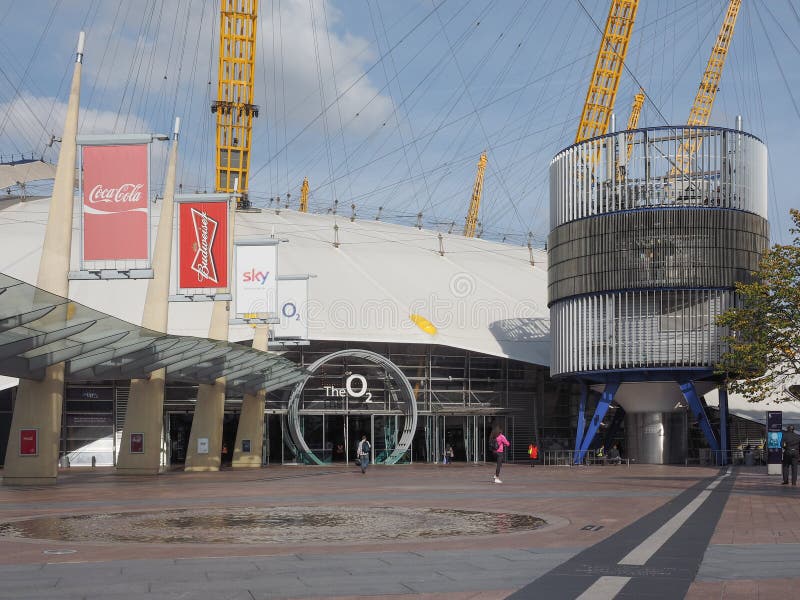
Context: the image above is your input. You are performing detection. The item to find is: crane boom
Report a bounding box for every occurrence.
[463,152,487,238]
[575,0,639,144]
[672,0,741,176]
[299,177,309,213]
[213,0,259,208]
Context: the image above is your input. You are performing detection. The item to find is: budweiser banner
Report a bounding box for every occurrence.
[234,242,278,317]
[178,198,229,290]
[82,143,149,261]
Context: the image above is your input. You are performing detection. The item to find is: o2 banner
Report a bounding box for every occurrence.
[274,276,308,339]
[234,242,278,317]
[178,198,229,290]
[82,143,149,261]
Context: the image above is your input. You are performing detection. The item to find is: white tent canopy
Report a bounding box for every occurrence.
[0,196,551,366]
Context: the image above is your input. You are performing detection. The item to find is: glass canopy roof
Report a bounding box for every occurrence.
[0,272,306,395]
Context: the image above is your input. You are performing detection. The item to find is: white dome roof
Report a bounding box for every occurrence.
[0,196,551,366]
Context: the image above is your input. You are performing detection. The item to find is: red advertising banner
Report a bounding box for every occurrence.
[130,432,144,454]
[82,144,149,260]
[19,428,38,456]
[178,200,229,289]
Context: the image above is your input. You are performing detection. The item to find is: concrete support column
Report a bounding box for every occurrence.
[232,326,267,468]
[184,299,229,471]
[117,118,180,476]
[3,33,84,486]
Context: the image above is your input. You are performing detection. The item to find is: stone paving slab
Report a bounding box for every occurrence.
[1,463,799,598]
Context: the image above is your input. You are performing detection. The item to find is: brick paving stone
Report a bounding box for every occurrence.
[1,463,797,598]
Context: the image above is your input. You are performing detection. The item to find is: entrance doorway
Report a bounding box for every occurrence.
[168,412,192,465]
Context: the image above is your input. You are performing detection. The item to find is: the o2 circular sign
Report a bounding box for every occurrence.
[287,349,418,465]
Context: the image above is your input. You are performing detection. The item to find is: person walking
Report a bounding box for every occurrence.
[356,434,371,474]
[781,424,800,486]
[528,442,539,467]
[490,427,510,483]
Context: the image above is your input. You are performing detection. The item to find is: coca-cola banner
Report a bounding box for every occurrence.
[82,144,149,260]
[178,199,229,290]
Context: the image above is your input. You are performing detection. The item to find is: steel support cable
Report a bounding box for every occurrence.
[306,2,509,216]
[269,1,280,195]
[0,66,49,155]
[152,0,182,137]
[367,0,426,218]
[341,8,487,220]
[425,3,531,230]
[120,0,160,131]
[248,0,447,181]
[279,0,290,196]
[132,0,167,132]
[168,0,194,131]
[91,2,133,128]
[756,4,800,120]
[0,0,61,144]
[83,0,124,131]
[280,2,489,215]
[292,75,584,210]
[89,0,135,131]
[176,2,205,176]
[197,6,218,191]
[268,0,479,211]
[399,2,506,222]
[309,0,339,213]
[751,3,788,237]
[476,2,581,231]
[304,0,483,213]
[489,0,561,171]
[34,0,100,157]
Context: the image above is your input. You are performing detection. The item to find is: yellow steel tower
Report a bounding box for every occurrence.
[625,88,645,161]
[672,0,741,176]
[299,177,309,213]
[575,0,639,144]
[463,151,487,238]
[213,0,259,208]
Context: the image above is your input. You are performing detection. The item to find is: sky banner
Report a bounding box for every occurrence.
[178,199,229,290]
[82,144,149,261]
[234,242,278,318]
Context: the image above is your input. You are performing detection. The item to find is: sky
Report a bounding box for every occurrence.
[0,0,798,245]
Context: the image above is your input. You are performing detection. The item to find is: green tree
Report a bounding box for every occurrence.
[716,209,800,402]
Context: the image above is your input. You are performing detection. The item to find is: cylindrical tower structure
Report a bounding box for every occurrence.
[548,126,768,463]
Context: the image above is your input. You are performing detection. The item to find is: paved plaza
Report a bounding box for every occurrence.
[0,462,799,599]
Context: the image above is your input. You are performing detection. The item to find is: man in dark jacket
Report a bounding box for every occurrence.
[781,424,800,486]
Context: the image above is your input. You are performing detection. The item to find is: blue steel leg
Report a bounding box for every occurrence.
[679,380,720,455]
[718,385,729,466]
[574,381,588,462]
[576,382,620,464]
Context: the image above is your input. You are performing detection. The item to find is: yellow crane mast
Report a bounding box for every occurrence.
[625,88,645,161]
[299,177,309,213]
[212,0,259,209]
[575,0,639,144]
[463,151,487,238]
[672,0,741,176]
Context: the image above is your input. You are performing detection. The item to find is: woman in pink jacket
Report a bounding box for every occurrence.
[490,427,511,483]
